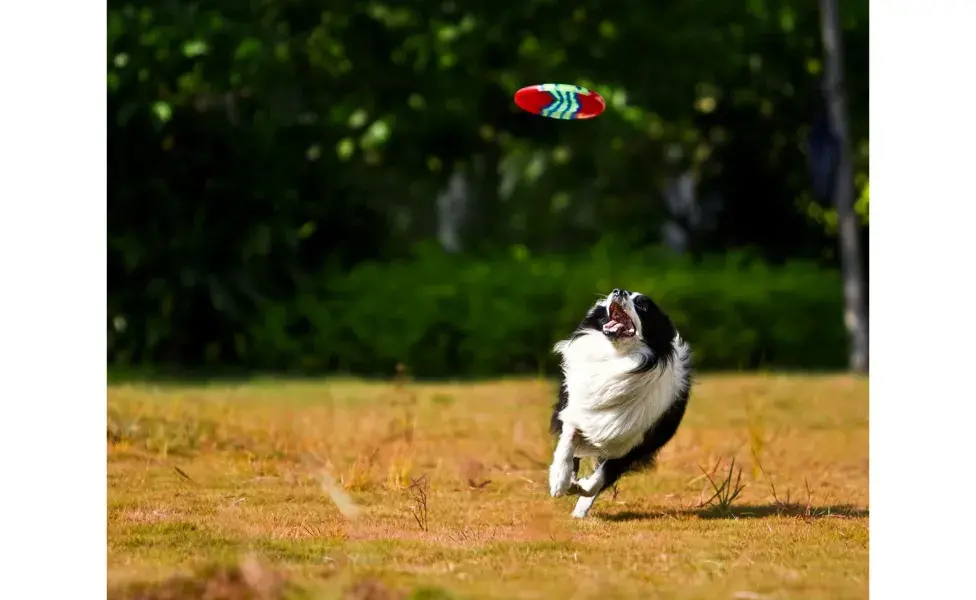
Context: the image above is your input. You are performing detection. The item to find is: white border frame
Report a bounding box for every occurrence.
[0,4,107,598]
[1,1,974,597]
[870,0,976,597]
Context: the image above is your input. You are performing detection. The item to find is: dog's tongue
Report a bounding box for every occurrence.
[604,302,635,336]
[604,302,626,334]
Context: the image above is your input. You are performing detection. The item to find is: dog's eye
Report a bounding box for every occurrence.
[634,296,648,310]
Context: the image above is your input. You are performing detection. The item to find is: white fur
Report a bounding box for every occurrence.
[572,494,597,518]
[570,462,607,517]
[546,293,692,518]
[553,326,691,460]
[549,423,577,497]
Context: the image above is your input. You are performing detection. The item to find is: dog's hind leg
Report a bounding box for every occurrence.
[571,446,664,517]
[571,398,691,517]
[570,456,637,518]
[572,494,599,518]
[570,459,608,518]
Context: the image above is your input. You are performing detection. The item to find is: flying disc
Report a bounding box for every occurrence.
[514,83,606,120]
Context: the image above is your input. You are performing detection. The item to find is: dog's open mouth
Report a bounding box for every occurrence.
[603,301,636,338]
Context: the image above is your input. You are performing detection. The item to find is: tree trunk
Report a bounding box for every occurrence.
[819,0,869,373]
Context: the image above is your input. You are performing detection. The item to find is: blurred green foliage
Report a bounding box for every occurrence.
[112,248,847,376]
[309,249,847,375]
[108,0,867,374]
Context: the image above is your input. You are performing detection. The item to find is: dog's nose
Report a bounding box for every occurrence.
[612,288,622,297]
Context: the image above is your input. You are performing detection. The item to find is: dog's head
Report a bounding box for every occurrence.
[603,288,657,338]
[576,289,677,357]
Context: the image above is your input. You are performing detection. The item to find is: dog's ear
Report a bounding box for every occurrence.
[632,294,649,312]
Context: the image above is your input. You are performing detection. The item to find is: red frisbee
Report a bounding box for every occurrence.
[514,83,606,120]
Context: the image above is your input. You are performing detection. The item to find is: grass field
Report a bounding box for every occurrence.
[107,374,868,600]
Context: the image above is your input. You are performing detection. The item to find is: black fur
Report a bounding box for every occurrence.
[628,292,679,374]
[592,387,690,491]
[550,289,692,499]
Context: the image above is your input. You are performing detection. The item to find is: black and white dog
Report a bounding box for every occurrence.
[548,288,693,518]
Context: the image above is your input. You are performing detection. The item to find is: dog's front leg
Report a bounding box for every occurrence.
[549,422,578,497]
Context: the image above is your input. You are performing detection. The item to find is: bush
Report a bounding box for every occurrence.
[245,249,848,377]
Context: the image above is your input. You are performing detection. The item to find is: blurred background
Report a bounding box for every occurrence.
[107,0,869,380]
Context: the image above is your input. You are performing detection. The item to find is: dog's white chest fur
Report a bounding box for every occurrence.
[554,330,690,459]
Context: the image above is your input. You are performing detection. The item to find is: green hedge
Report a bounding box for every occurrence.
[244,249,848,377]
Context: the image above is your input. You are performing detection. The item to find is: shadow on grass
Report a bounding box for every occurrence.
[599,503,869,522]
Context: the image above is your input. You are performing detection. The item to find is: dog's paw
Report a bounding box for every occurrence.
[549,460,574,497]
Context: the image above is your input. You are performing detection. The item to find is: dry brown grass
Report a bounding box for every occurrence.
[108,374,868,600]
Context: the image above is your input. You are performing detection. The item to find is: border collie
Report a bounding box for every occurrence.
[548,288,692,518]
